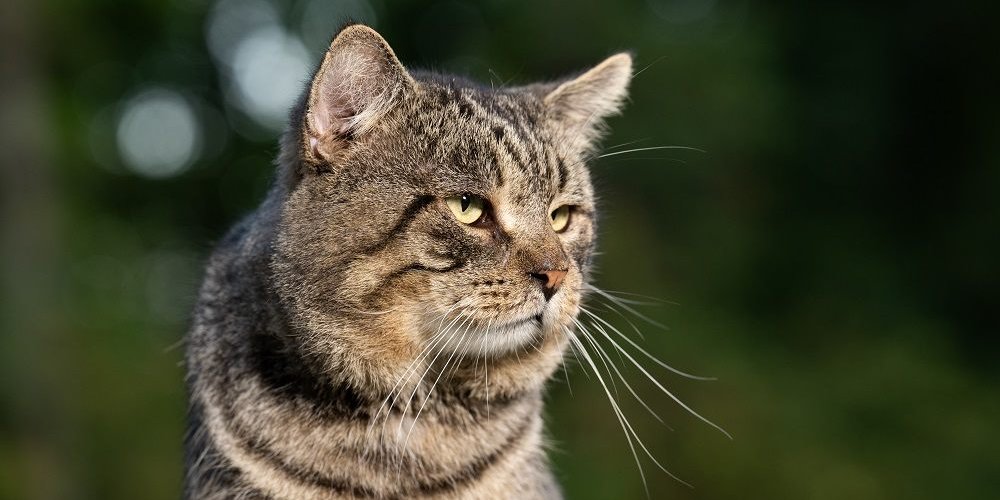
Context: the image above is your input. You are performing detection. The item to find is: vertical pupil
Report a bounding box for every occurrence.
[460,195,471,212]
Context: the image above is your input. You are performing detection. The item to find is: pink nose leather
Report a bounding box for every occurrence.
[531,269,568,300]
[539,269,567,291]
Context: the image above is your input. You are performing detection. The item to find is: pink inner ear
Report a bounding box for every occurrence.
[308,52,386,149]
[309,61,358,137]
[303,27,412,157]
[308,136,320,157]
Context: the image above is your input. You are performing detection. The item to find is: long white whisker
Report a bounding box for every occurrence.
[576,321,669,427]
[388,308,476,474]
[564,329,647,486]
[475,322,490,421]
[368,300,468,440]
[388,307,473,440]
[561,356,574,396]
[591,288,678,306]
[572,318,621,397]
[580,311,731,440]
[598,145,706,158]
[567,327,692,490]
[603,138,648,152]
[564,335,590,380]
[581,307,715,381]
[403,314,475,448]
[631,56,665,79]
[591,299,647,340]
[588,285,669,330]
[367,322,453,443]
[367,337,436,443]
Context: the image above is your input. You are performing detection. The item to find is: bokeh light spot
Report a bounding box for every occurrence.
[298,0,378,52]
[116,89,201,178]
[230,26,312,132]
[205,0,279,65]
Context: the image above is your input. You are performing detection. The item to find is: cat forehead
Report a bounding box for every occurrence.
[394,80,591,204]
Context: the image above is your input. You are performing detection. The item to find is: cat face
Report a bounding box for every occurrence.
[271,25,630,386]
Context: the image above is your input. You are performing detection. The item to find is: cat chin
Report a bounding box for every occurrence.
[432,315,550,357]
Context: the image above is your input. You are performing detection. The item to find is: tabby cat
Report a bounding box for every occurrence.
[185,23,633,499]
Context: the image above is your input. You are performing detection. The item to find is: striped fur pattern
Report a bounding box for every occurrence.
[185,24,632,499]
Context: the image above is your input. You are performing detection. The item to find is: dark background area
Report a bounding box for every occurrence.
[2,0,998,498]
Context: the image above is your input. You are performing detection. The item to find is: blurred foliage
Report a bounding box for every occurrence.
[1,0,999,499]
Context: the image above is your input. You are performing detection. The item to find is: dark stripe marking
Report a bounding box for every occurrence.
[361,195,436,255]
[369,260,467,302]
[556,156,569,191]
[221,404,536,498]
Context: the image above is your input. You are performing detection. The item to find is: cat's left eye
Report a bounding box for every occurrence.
[550,205,571,232]
[446,194,486,225]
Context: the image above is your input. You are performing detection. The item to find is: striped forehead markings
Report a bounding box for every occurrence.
[477,96,557,196]
[424,85,570,200]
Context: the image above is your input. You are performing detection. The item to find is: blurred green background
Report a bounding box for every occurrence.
[2,0,998,498]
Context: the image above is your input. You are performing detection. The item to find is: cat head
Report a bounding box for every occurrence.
[270,24,632,396]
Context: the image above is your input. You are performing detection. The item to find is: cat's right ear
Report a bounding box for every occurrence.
[542,53,632,154]
[303,24,413,163]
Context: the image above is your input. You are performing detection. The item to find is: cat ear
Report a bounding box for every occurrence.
[304,24,414,160]
[543,53,633,151]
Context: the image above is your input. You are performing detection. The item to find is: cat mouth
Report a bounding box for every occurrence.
[427,310,547,356]
[499,313,543,330]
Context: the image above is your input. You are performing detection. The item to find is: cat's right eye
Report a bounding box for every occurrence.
[445,194,486,225]
[550,205,571,232]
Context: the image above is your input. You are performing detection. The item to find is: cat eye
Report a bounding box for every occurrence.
[550,205,571,232]
[446,194,486,225]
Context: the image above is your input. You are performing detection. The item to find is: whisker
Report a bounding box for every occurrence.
[390,310,476,474]
[564,335,590,381]
[563,328,647,489]
[560,356,574,397]
[163,336,186,354]
[631,56,665,79]
[575,321,669,428]
[571,318,620,398]
[580,310,731,440]
[602,138,649,152]
[580,307,715,382]
[368,301,466,430]
[402,315,475,450]
[383,306,472,443]
[368,304,467,444]
[598,145,706,158]
[569,327,693,488]
[591,288,677,306]
[396,312,474,436]
[475,318,495,421]
[589,299,647,340]
[588,285,669,330]
[566,327,694,493]
[481,323,491,420]
[605,156,688,164]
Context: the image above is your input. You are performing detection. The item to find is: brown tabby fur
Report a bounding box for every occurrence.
[184,24,632,499]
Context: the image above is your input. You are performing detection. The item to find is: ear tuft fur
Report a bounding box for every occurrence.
[544,53,633,152]
[303,24,413,162]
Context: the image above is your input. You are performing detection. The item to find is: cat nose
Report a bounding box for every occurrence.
[530,269,568,300]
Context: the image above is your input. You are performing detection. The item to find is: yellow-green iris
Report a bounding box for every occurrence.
[550,205,571,232]
[446,194,486,224]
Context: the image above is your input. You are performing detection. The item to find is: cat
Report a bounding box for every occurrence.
[184,23,632,499]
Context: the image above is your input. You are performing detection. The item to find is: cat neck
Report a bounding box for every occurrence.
[190,287,548,498]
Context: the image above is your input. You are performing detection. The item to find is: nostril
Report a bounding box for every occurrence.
[529,269,569,300]
[530,272,549,287]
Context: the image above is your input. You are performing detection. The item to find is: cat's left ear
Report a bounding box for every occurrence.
[304,24,414,162]
[543,53,633,151]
